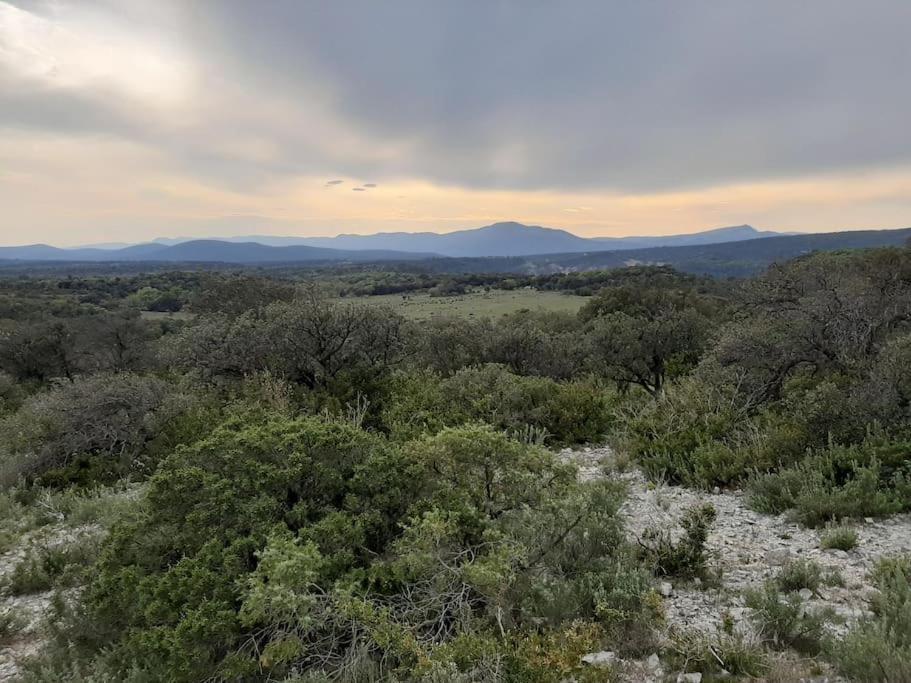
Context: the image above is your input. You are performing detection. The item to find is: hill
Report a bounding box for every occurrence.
[0,240,435,264]
[157,222,786,257]
[406,226,911,278]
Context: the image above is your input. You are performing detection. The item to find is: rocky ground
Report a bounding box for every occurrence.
[563,446,911,682]
[0,524,99,681]
[1,449,908,681]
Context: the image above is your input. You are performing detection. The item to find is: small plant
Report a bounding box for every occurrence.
[820,524,858,551]
[823,568,846,588]
[7,536,100,595]
[666,628,769,678]
[638,503,716,579]
[745,582,834,654]
[775,559,823,594]
[0,608,25,643]
[834,555,911,681]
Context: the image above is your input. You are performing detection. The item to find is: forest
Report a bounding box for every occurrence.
[0,246,909,681]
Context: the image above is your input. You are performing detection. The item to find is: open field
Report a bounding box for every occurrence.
[337,288,588,319]
[139,310,194,321]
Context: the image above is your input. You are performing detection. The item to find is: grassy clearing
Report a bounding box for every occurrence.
[139,310,194,321]
[337,289,589,319]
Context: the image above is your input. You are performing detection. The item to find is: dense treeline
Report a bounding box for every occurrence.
[1,248,910,680]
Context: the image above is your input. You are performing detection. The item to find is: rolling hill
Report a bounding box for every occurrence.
[409,226,911,278]
[0,240,435,263]
[154,222,786,257]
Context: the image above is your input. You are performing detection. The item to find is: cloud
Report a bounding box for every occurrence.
[3,1,911,196]
[351,187,365,192]
[3,1,911,243]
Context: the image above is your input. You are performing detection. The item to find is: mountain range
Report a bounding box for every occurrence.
[0,240,435,264]
[0,223,908,278]
[3,222,784,262]
[145,222,784,257]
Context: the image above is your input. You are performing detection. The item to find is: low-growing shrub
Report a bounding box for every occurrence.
[775,559,823,594]
[819,524,858,551]
[637,503,716,579]
[747,441,910,526]
[834,556,911,681]
[666,628,769,678]
[381,365,615,446]
[0,373,186,486]
[7,535,100,595]
[0,608,25,643]
[26,417,652,681]
[744,582,833,654]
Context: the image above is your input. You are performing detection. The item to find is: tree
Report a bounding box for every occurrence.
[713,248,911,402]
[0,319,79,383]
[585,287,711,396]
[0,373,182,484]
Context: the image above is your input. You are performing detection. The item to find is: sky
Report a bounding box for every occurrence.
[1,1,911,246]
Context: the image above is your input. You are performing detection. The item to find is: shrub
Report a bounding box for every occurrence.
[0,608,25,643]
[31,418,647,681]
[775,559,823,594]
[819,524,859,551]
[744,582,833,654]
[381,365,615,446]
[637,503,716,579]
[747,442,910,526]
[666,628,769,678]
[834,556,911,681]
[622,370,767,487]
[0,373,185,486]
[7,534,100,595]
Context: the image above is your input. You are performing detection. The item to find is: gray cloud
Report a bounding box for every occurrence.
[3,0,911,193]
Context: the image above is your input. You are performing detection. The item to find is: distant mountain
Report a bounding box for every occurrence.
[410,227,911,278]
[182,222,787,256]
[3,224,905,269]
[0,240,435,264]
[587,224,788,250]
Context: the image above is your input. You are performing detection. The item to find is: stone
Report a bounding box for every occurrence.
[765,547,791,565]
[647,653,661,670]
[659,581,673,597]
[798,588,814,601]
[677,674,702,683]
[581,651,616,667]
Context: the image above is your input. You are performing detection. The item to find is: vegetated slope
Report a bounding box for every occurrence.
[406,226,911,277]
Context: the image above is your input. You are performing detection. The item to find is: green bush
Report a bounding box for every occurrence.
[381,365,615,446]
[622,370,769,487]
[637,503,716,579]
[744,582,833,654]
[820,524,859,551]
[775,559,823,594]
[834,557,911,681]
[666,628,769,678]
[30,417,649,681]
[747,442,910,526]
[7,534,100,595]
[0,373,186,486]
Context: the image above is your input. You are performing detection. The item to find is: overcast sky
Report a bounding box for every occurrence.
[2,0,910,245]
